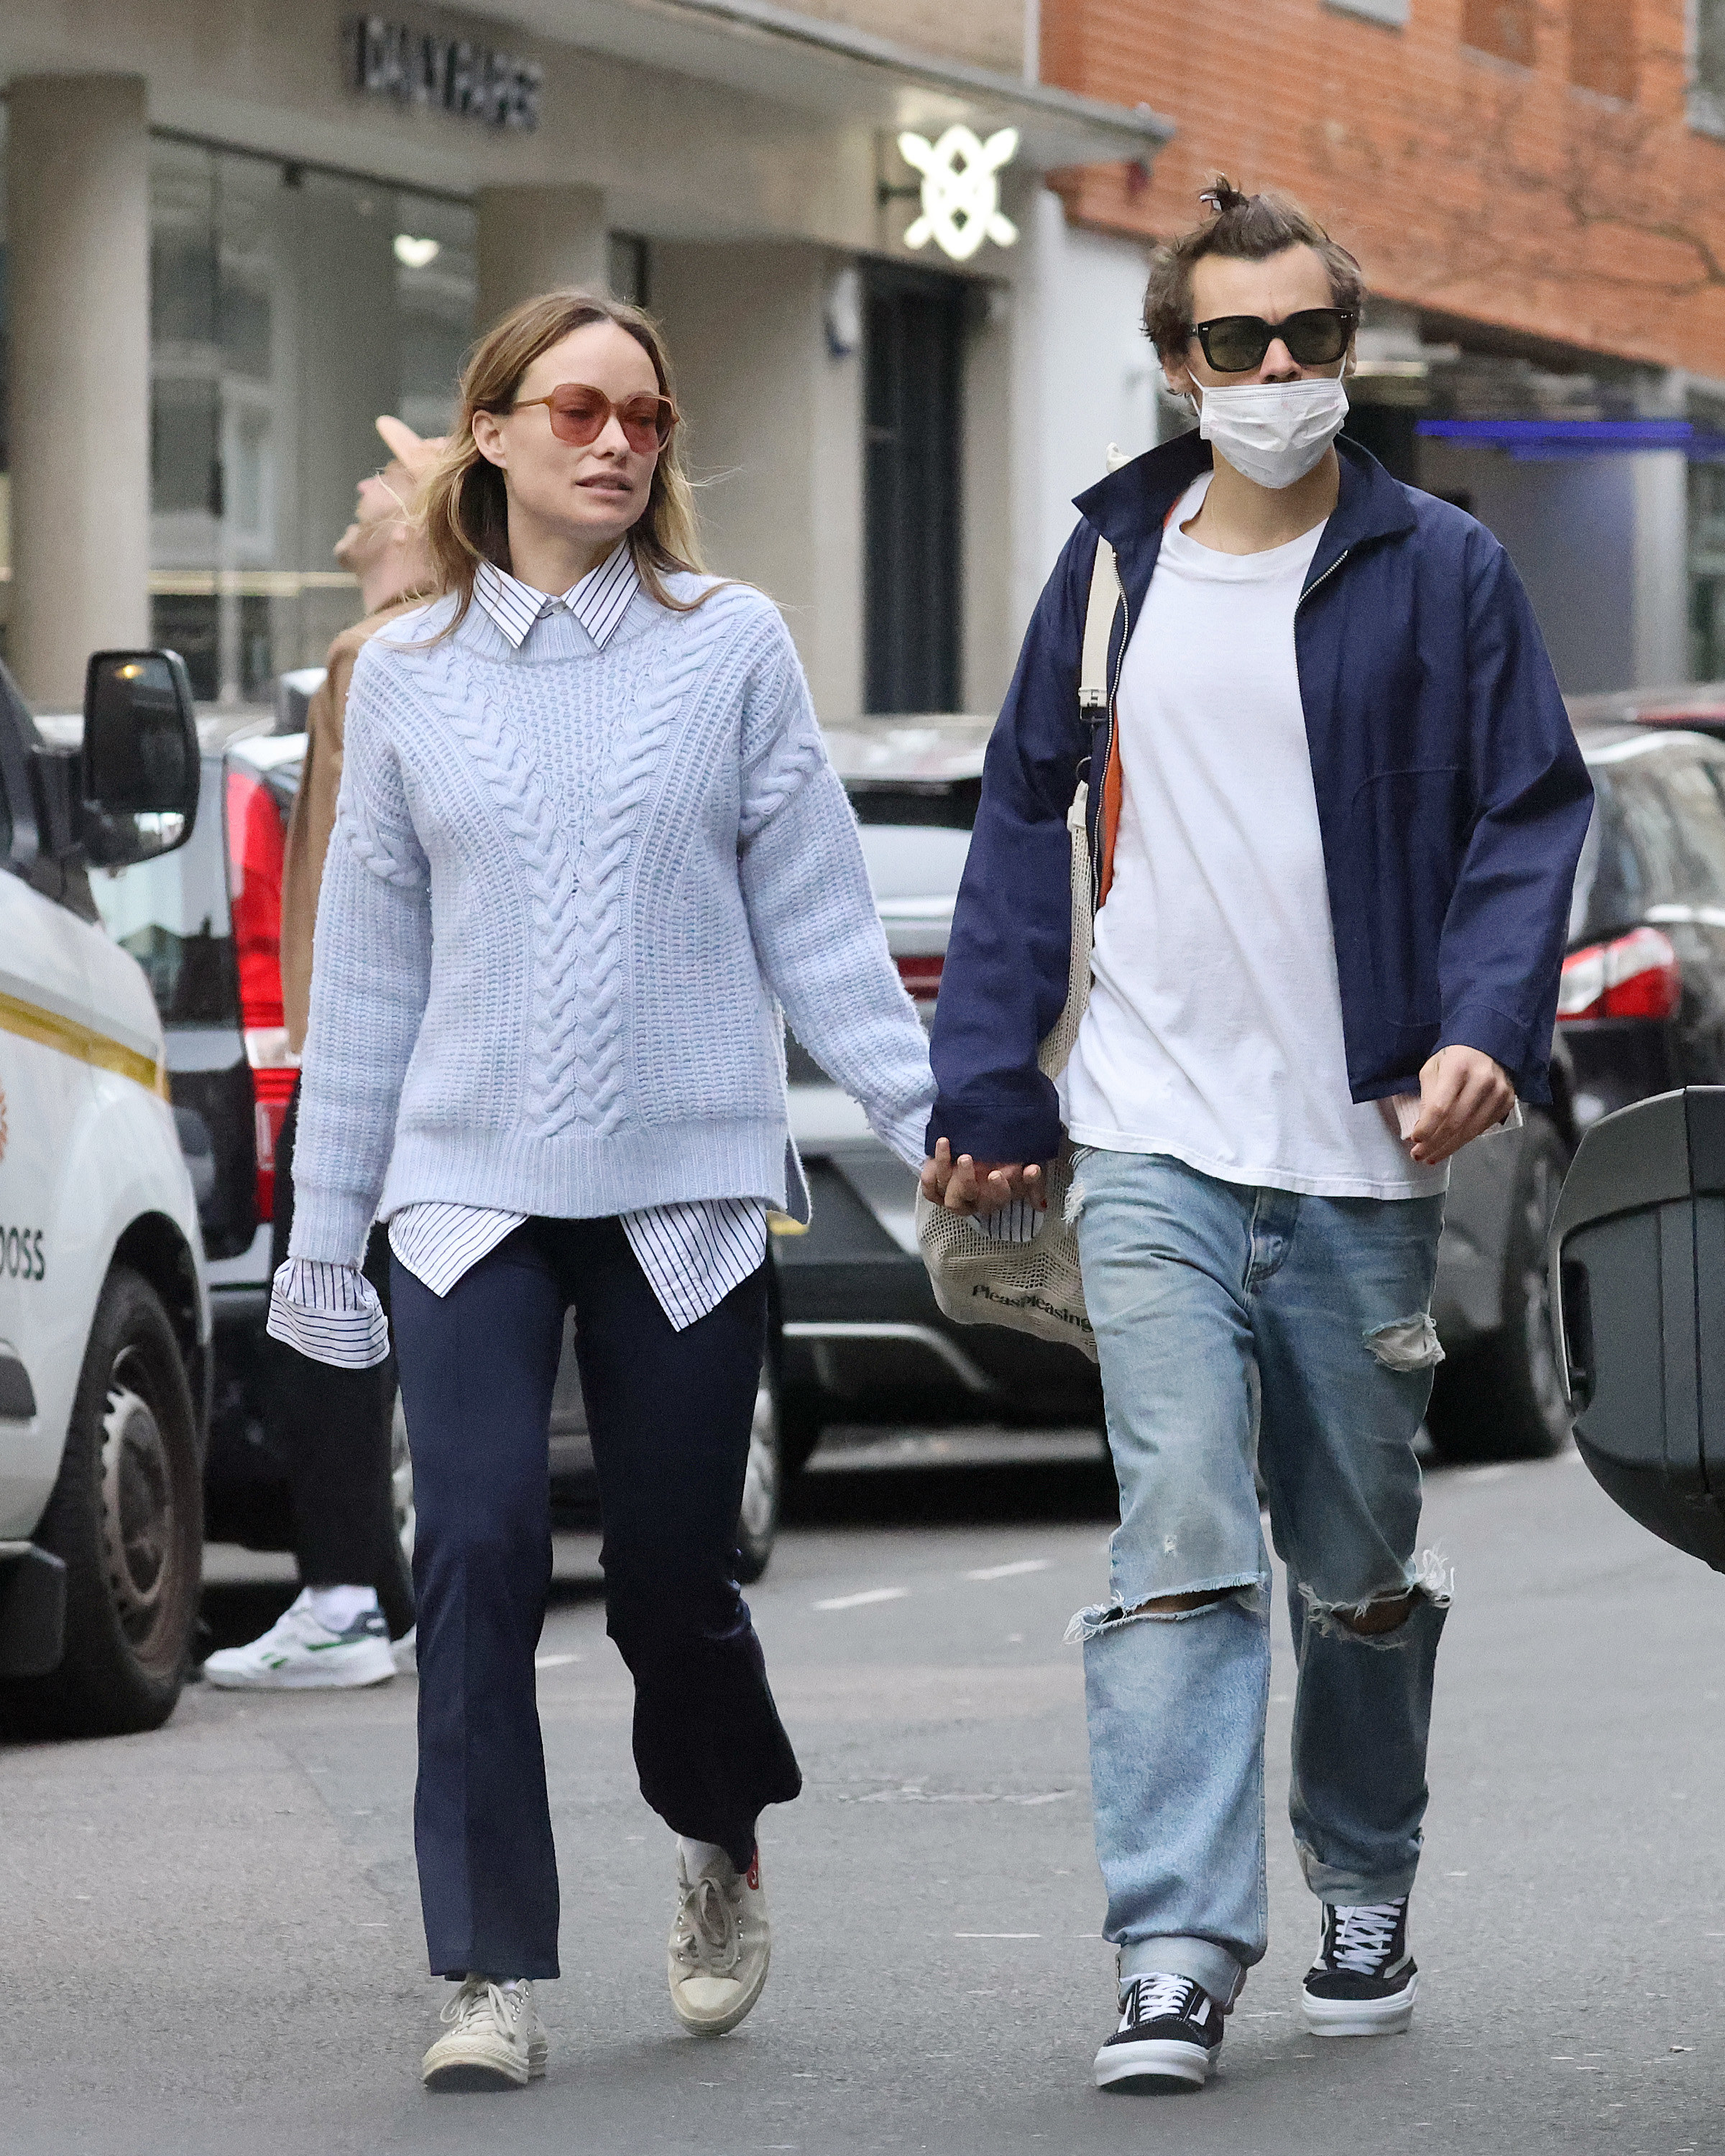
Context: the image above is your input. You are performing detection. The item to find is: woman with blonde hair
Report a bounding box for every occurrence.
[267,291,934,2087]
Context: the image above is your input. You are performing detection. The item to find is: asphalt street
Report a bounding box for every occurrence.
[4,1435,1724,2156]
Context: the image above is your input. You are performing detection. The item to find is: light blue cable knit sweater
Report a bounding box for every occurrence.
[288,571,937,1268]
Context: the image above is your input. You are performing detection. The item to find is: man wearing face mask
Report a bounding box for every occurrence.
[921,180,1591,2092]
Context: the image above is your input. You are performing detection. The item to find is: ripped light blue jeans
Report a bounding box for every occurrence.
[1069,1148,1449,2007]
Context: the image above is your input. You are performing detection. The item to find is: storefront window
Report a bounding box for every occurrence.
[149,139,475,703]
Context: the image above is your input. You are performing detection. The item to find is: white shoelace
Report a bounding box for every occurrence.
[440,1976,515,2032]
[1121,1972,1200,2028]
[674,1873,740,1976]
[1328,1900,1403,1975]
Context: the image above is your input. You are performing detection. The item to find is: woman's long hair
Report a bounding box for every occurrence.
[418,290,709,635]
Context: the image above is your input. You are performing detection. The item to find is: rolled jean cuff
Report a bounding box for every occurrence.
[1118,1933,1244,2007]
[1298,1853,1422,1905]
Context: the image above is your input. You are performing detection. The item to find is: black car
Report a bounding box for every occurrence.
[77,705,786,1604]
[780,717,1725,1469]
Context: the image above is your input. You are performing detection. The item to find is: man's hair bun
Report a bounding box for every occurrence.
[1197,176,1251,217]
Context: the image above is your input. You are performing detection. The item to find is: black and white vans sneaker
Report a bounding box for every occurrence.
[1093,1972,1225,2091]
[1300,1898,1417,2037]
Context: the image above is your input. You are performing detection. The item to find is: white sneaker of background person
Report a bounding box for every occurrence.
[201,1583,395,1690]
[667,1837,772,2034]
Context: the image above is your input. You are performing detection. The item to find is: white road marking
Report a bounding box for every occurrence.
[965,1559,1051,1581]
[814,1587,909,1611]
[955,1932,1041,1939]
[534,1652,579,1669]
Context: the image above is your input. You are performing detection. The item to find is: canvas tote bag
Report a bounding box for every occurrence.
[914,505,1125,1363]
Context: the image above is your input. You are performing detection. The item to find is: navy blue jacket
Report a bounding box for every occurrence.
[926,431,1593,1165]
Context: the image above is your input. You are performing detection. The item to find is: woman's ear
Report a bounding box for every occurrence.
[471,410,507,469]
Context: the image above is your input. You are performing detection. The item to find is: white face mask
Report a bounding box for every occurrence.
[1192,375,1348,490]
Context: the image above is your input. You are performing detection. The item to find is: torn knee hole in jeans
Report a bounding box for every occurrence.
[1064,1580,1264,1644]
[1297,1549,1453,1645]
[1364,1312,1445,1371]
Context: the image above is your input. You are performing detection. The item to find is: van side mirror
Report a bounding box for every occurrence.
[81,650,200,867]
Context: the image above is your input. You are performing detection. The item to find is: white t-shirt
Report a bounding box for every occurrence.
[1060,475,1445,1201]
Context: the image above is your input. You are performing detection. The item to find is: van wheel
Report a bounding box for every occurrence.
[0,1268,202,1736]
[1427,1118,1574,1464]
[735,1366,782,1585]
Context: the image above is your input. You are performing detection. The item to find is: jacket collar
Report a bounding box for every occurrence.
[1073,433,1418,586]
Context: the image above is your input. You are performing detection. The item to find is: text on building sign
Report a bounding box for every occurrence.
[353,16,543,129]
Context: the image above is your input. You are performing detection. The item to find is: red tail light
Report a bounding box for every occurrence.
[226,768,297,1220]
[896,954,944,1005]
[1558,925,1681,1022]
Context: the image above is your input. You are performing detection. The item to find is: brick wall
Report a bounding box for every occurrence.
[1041,0,1725,377]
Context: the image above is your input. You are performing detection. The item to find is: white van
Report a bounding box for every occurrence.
[0,650,208,1736]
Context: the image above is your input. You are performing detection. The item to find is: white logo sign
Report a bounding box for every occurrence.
[897,126,1019,262]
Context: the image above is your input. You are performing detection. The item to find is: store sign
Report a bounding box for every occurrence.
[353,16,543,130]
[898,126,1019,261]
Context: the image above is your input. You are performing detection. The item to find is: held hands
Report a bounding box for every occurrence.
[916,1046,1507,1201]
[919,1138,1046,1217]
[1406,1046,1514,1166]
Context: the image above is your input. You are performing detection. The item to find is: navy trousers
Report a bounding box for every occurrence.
[391,1217,802,1981]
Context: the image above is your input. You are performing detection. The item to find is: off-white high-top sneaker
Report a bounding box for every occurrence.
[420,1976,548,2091]
[666,1843,772,2035]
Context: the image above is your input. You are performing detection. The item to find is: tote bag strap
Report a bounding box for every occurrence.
[1077,439,1133,711]
[1077,537,1121,713]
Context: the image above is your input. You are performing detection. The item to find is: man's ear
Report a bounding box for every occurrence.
[1162,354,1197,402]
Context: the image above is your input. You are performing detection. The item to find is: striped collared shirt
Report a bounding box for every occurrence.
[267,545,770,1370]
[473,548,638,649]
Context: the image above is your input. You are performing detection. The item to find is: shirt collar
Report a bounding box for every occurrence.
[473,545,640,652]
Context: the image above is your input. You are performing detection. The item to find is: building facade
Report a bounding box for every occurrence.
[0,0,1172,718]
[1041,0,1725,694]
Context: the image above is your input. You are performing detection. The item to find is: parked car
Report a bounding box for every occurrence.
[66,693,783,1592]
[778,719,1104,1473]
[0,650,210,1734]
[784,717,1725,1468]
[1568,681,1725,743]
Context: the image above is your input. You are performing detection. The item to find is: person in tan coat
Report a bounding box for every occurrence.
[204,415,446,1690]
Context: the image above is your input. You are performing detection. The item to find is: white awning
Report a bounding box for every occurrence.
[466,0,1174,168]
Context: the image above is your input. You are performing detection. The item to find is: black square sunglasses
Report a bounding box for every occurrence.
[1186,307,1357,374]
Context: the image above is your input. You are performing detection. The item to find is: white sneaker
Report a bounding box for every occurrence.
[667,1843,772,2035]
[201,1590,395,1690]
[421,1976,548,2091]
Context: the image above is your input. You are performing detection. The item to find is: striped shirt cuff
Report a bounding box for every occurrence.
[267,1259,391,1370]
